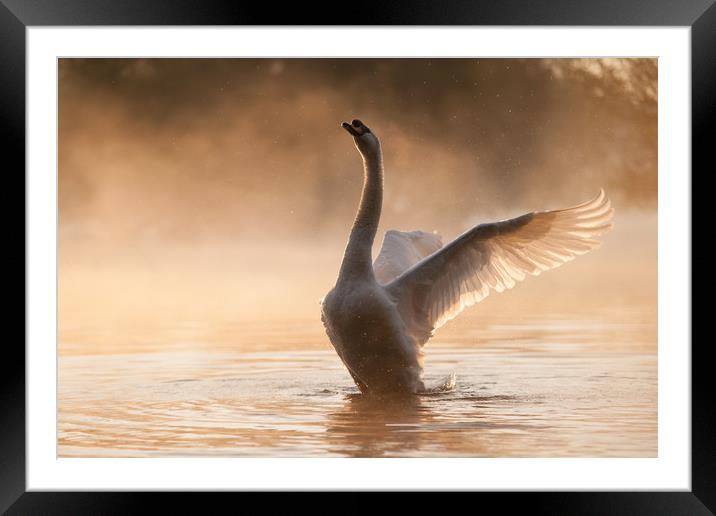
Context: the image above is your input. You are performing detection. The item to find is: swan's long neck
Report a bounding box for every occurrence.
[338,149,383,281]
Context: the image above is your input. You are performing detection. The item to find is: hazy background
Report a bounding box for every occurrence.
[58,58,657,354]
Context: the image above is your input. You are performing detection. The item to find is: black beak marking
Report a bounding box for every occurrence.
[342,119,371,136]
[342,121,363,137]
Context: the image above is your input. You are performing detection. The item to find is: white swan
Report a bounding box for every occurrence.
[321,119,614,395]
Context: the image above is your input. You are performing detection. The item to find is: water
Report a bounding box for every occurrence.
[58,309,656,458]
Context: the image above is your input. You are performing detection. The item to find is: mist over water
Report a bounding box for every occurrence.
[58,58,657,457]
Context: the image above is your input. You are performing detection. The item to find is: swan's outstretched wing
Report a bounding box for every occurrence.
[385,190,614,344]
[373,230,443,284]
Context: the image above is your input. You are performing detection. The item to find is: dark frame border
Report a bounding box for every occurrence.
[3,1,707,513]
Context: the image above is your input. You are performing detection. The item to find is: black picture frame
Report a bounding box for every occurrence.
[3,1,707,513]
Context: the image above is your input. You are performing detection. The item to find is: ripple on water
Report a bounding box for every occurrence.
[59,316,657,458]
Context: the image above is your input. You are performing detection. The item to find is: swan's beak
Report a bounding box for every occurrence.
[342,119,367,137]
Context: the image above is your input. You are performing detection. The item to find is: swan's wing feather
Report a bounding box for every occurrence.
[386,190,614,342]
[373,230,443,284]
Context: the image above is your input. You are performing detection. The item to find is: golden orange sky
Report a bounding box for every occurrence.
[59,58,656,244]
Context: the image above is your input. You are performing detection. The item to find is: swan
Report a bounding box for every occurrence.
[321,119,614,396]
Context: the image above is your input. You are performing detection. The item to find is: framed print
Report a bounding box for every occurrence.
[4,0,707,513]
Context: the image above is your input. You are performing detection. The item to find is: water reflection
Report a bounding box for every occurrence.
[326,393,431,457]
[58,313,657,458]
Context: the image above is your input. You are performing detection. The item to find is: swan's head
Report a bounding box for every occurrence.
[342,119,381,159]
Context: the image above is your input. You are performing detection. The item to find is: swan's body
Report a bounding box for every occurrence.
[321,119,614,395]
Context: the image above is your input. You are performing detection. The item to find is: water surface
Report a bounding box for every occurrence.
[59,309,656,457]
